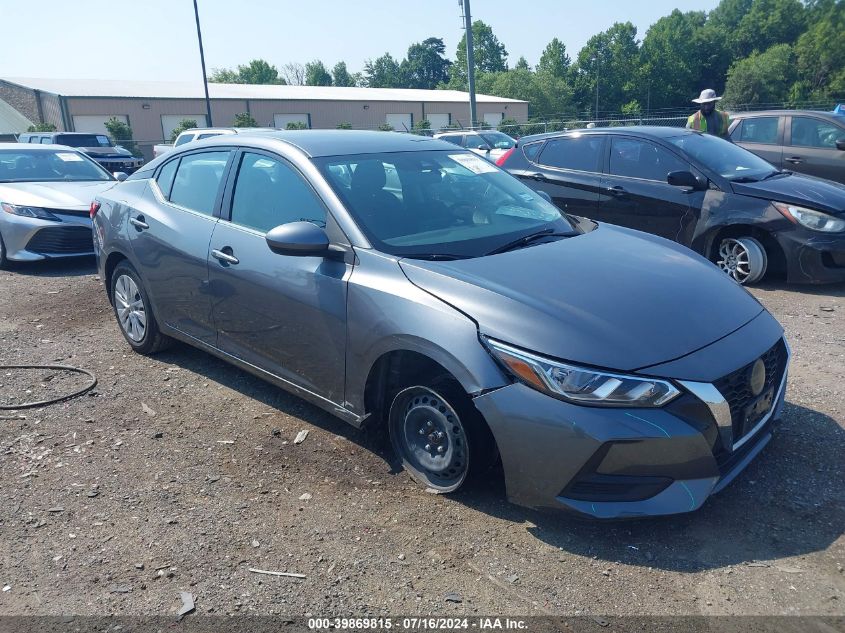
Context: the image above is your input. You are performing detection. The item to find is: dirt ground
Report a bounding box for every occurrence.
[0,257,843,619]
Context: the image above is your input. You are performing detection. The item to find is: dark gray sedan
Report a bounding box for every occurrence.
[92,131,789,519]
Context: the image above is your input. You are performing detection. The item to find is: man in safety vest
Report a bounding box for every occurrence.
[687,89,730,138]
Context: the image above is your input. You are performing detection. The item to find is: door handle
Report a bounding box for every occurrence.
[526,172,547,182]
[129,216,149,230]
[606,185,627,196]
[785,156,803,164]
[211,248,240,265]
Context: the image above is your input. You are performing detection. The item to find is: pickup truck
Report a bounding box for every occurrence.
[18,132,144,173]
[152,127,278,158]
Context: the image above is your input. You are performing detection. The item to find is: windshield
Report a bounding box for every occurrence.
[314,150,572,258]
[0,149,113,183]
[55,134,112,148]
[480,131,516,149]
[668,133,776,182]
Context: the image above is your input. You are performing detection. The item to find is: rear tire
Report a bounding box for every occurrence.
[111,261,172,355]
[715,236,768,285]
[388,375,496,493]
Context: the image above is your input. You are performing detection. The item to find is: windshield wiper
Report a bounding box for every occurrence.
[485,229,578,256]
[397,253,472,261]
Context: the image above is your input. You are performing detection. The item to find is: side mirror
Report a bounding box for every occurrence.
[537,190,552,203]
[667,170,703,190]
[478,144,492,152]
[836,138,845,151]
[113,171,129,181]
[265,221,330,256]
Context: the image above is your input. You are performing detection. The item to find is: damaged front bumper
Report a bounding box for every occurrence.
[778,228,845,284]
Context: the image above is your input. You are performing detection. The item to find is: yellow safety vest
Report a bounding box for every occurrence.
[688,110,730,136]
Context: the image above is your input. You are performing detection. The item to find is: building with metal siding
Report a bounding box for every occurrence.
[0,78,528,159]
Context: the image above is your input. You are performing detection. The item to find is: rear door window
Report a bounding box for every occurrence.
[168,151,231,215]
[538,136,604,172]
[608,137,688,182]
[737,117,779,144]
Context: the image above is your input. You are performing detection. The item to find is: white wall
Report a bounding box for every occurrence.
[73,114,127,135]
[273,113,310,128]
[386,113,413,131]
[483,112,504,127]
[427,113,450,131]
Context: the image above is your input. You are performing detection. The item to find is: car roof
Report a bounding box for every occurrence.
[517,126,696,144]
[0,142,84,151]
[193,129,459,157]
[732,109,845,121]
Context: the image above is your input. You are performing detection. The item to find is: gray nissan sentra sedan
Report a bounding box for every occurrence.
[92,130,790,519]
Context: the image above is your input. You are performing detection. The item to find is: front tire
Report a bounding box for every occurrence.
[716,236,768,285]
[388,377,496,493]
[111,261,172,354]
[0,232,7,270]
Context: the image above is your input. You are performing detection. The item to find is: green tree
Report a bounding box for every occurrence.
[377,122,395,131]
[722,43,797,107]
[233,112,258,127]
[305,60,333,86]
[514,56,531,71]
[104,117,139,157]
[170,119,198,142]
[792,0,845,99]
[336,121,353,129]
[332,61,354,87]
[412,119,432,135]
[538,38,570,79]
[210,59,285,84]
[400,37,451,89]
[475,67,573,121]
[285,121,308,130]
[26,122,57,132]
[450,20,508,89]
[364,53,402,88]
[572,22,640,116]
[733,0,806,58]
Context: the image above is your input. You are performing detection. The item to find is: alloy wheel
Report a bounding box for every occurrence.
[717,237,767,285]
[389,386,470,492]
[114,274,147,342]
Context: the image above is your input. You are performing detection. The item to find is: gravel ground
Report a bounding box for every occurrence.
[0,257,842,618]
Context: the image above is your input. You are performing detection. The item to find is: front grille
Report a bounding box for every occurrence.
[713,339,787,444]
[45,207,89,218]
[26,226,94,255]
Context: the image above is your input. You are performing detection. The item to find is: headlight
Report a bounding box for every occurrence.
[773,202,845,233]
[485,338,680,407]
[1,202,60,221]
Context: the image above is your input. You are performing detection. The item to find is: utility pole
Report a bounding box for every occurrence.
[594,56,600,122]
[193,0,213,127]
[461,0,477,128]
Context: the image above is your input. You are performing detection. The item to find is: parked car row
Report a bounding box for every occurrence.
[3,122,843,518]
[18,132,144,174]
[152,127,278,158]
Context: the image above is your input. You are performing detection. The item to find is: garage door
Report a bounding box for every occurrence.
[274,113,310,129]
[386,113,412,132]
[483,112,504,127]
[427,113,450,131]
[73,115,128,135]
[160,114,207,141]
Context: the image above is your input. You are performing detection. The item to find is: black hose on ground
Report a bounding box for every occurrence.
[0,365,98,410]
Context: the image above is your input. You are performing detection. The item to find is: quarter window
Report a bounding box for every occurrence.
[791,117,844,148]
[439,135,463,146]
[229,152,326,233]
[174,134,195,146]
[155,158,179,199]
[609,138,688,181]
[168,151,231,215]
[737,117,779,144]
[538,136,604,172]
[464,135,488,149]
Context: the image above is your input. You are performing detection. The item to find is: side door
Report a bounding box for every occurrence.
[522,135,605,218]
[785,116,845,183]
[730,116,784,168]
[598,136,697,242]
[127,149,233,344]
[207,150,351,403]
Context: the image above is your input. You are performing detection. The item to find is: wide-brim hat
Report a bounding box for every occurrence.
[693,89,722,104]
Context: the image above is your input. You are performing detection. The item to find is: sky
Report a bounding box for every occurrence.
[2,0,722,82]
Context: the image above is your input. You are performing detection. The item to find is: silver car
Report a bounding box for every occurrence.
[433,130,517,164]
[0,143,117,268]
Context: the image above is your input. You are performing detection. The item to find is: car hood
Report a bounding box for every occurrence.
[731,173,845,215]
[81,146,131,158]
[0,180,116,210]
[399,224,764,372]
